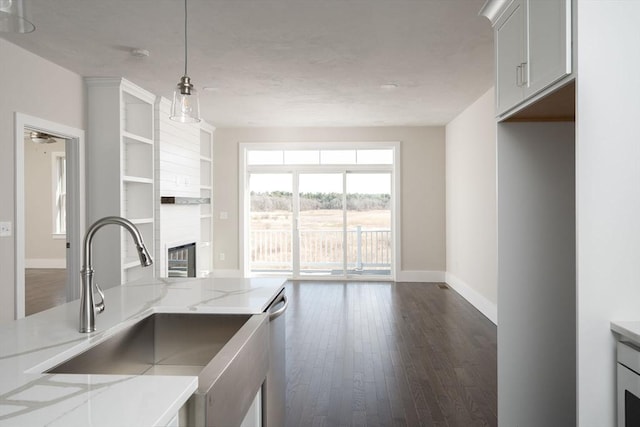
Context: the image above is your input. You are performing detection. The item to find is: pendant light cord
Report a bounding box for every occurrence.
[184,0,188,76]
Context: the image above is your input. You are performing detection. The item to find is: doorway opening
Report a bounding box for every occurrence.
[241,143,400,280]
[24,131,67,315]
[15,113,85,318]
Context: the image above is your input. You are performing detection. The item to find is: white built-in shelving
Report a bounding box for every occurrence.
[199,123,214,277]
[86,77,156,287]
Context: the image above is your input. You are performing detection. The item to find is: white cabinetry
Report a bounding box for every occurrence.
[199,123,215,277]
[527,0,571,96]
[86,77,156,287]
[485,0,572,116]
[495,0,526,114]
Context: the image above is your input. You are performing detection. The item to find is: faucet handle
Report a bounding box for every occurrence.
[94,282,105,314]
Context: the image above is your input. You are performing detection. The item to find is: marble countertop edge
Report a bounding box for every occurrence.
[0,277,286,427]
[611,320,640,346]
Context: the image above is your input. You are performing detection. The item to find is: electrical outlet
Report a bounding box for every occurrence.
[219,211,228,220]
[0,222,11,237]
[219,253,225,261]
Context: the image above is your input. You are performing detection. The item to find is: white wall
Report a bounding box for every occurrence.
[445,89,497,323]
[497,122,575,426]
[155,98,201,277]
[577,2,640,425]
[25,139,66,267]
[0,39,84,323]
[212,127,446,279]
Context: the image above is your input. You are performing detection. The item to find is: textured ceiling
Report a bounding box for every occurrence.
[2,0,494,127]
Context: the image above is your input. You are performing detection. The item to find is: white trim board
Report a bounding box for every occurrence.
[445,272,498,325]
[25,259,66,269]
[396,270,446,283]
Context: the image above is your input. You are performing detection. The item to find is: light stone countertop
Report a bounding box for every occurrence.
[0,276,286,427]
[611,320,640,347]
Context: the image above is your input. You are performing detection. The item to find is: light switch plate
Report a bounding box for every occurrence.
[219,211,228,220]
[0,221,12,237]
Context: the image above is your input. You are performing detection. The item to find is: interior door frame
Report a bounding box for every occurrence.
[15,113,85,318]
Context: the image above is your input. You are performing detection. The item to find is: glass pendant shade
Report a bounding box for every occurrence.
[0,0,35,33]
[170,75,201,123]
[170,0,201,123]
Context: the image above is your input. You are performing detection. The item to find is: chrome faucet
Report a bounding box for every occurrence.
[79,216,153,333]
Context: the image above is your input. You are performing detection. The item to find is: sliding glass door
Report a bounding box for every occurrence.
[346,172,392,275]
[249,171,392,278]
[249,173,293,273]
[245,145,396,279]
[298,173,344,276]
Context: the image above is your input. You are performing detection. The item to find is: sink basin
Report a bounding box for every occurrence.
[46,312,269,427]
[48,313,251,376]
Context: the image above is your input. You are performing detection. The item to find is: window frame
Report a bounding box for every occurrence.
[51,151,66,238]
[239,141,401,281]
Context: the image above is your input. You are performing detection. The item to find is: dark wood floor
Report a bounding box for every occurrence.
[284,281,497,427]
[25,268,67,316]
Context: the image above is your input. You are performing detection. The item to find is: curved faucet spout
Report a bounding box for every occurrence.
[79,216,153,333]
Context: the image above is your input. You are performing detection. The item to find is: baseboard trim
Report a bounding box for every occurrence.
[25,259,65,269]
[445,272,497,325]
[212,269,242,278]
[396,270,446,283]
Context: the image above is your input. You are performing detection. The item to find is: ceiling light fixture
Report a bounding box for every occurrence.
[380,83,399,90]
[29,131,56,144]
[130,48,150,58]
[170,0,200,123]
[0,0,35,33]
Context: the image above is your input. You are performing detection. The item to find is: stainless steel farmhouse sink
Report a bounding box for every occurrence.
[46,313,269,427]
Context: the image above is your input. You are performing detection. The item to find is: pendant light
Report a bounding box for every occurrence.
[170,0,201,123]
[0,0,35,33]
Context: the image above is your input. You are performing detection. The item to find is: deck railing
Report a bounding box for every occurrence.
[250,226,391,272]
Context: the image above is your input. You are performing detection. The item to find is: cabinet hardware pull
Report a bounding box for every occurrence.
[521,62,528,85]
[516,65,522,87]
[269,294,288,321]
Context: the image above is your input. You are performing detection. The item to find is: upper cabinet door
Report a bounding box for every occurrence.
[483,0,574,118]
[526,0,572,97]
[496,0,526,115]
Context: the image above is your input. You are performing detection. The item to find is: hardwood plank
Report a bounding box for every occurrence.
[285,281,497,427]
[25,268,67,316]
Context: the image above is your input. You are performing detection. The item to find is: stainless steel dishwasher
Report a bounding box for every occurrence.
[263,289,288,427]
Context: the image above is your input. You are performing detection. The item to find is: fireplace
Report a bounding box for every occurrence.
[167,242,196,278]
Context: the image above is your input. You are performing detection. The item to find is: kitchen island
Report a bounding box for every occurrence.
[0,277,286,426]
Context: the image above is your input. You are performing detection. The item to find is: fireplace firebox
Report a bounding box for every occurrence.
[167,242,196,278]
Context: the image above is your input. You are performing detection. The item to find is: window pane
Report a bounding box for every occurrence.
[249,173,293,273]
[54,154,66,235]
[320,150,356,164]
[346,172,391,276]
[299,173,344,276]
[356,149,393,165]
[247,150,283,165]
[284,150,319,165]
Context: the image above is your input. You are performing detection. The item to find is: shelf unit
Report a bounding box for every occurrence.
[86,77,156,287]
[199,123,215,277]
